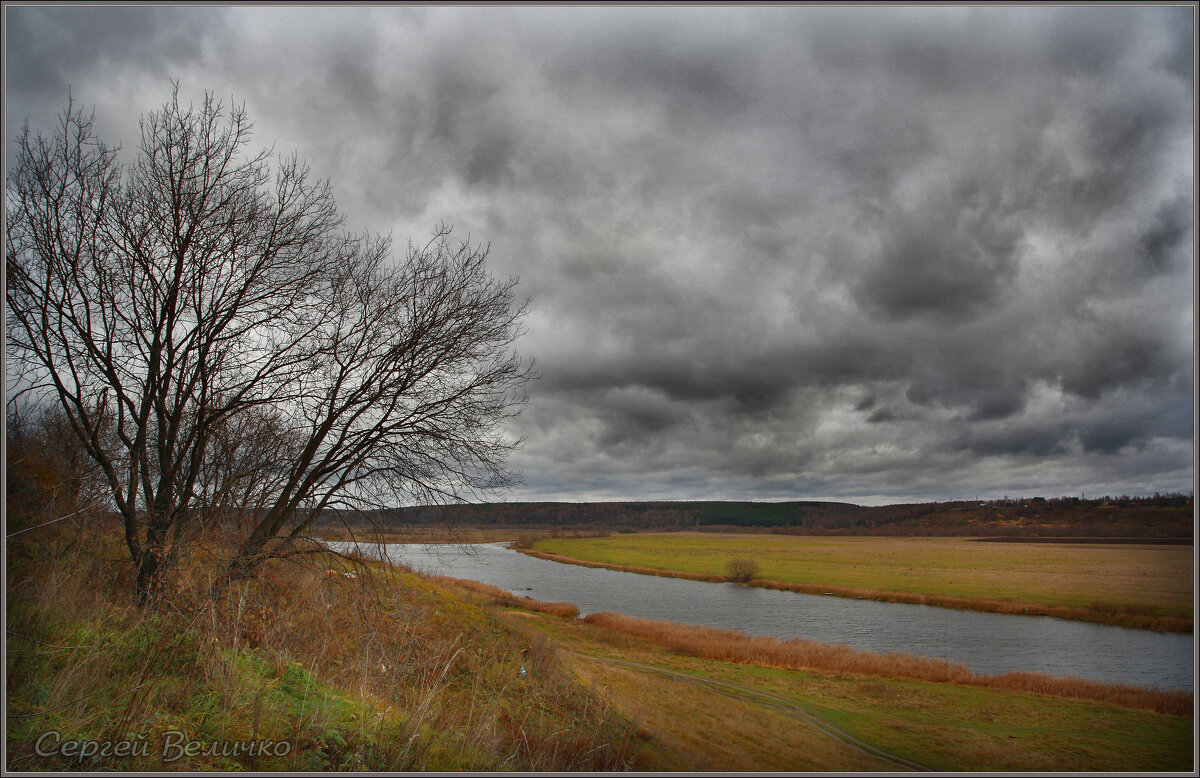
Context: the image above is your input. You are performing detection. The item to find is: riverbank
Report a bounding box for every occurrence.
[431,573,1192,715]
[481,600,1194,771]
[516,533,1194,633]
[312,525,524,545]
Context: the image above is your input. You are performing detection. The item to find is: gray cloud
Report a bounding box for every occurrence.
[4,6,209,95]
[5,6,1192,504]
[855,195,1023,321]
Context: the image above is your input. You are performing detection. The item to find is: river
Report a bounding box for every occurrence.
[327,540,1194,692]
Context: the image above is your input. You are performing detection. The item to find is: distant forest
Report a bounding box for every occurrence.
[316,493,1194,539]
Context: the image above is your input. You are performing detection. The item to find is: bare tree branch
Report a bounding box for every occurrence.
[7,88,533,602]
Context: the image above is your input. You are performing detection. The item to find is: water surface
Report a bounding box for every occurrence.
[329,540,1194,692]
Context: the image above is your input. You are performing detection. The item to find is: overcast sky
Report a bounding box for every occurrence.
[5,6,1194,505]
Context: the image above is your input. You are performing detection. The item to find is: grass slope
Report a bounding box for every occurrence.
[5,522,646,771]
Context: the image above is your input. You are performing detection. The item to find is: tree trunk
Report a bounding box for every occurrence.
[133,521,172,606]
[133,548,162,607]
[210,540,264,599]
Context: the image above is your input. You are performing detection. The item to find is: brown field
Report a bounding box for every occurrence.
[312,525,525,545]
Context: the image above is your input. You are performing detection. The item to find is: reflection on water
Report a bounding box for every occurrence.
[330,540,1194,692]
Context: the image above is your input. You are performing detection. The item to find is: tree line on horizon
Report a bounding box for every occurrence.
[319,494,1194,539]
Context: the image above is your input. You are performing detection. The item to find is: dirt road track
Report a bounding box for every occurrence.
[568,651,933,772]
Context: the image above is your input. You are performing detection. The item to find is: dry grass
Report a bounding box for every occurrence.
[568,655,894,771]
[582,612,1194,716]
[434,577,580,619]
[521,611,1194,772]
[747,578,1194,632]
[5,520,644,771]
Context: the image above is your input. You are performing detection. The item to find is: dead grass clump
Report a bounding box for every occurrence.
[581,612,1193,715]
[200,554,640,770]
[511,533,538,550]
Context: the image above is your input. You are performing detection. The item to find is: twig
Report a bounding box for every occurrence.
[7,683,144,719]
[6,501,99,537]
[6,629,92,651]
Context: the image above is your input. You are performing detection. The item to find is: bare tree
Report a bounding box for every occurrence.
[6,88,532,603]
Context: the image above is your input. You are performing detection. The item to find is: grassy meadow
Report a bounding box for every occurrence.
[529,533,1194,629]
[504,608,1194,771]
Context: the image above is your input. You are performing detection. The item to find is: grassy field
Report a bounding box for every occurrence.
[510,608,1194,771]
[530,532,1194,629]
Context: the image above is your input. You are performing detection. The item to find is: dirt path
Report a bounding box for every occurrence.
[567,651,933,772]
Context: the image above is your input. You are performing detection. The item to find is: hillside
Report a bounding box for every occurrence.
[316,494,1194,539]
[5,519,647,771]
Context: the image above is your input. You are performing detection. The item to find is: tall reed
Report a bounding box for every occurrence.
[582,612,1193,715]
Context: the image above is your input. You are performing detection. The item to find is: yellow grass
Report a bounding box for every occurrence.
[528,533,1194,630]
[5,522,644,771]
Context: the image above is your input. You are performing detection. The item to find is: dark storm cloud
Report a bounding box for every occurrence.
[1160,9,1195,84]
[5,6,208,95]
[4,6,1193,503]
[855,196,1023,321]
[1041,6,1139,76]
[1140,193,1193,274]
[949,418,1072,459]
[542,18,757,134]
[1058,323,1181,402]
[866,408,896,425]
[3,6,220,171]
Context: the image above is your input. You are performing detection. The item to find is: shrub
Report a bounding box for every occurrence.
[512,532,538,550]
[726,558,759,583]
